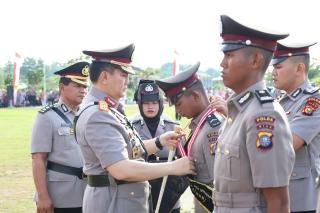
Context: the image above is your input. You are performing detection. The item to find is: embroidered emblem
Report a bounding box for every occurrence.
[144,84,154,92]
[301,97,320,116]
[255,116,275,130]
[237,91,253,106]
[256,131,273,150]
[81,65,89,76]
[61,103,68,112]
[255,90,273,104]
[206,114,221,128]
[291,88,302,98]
[255,116,275,123]
[98,100,109,111]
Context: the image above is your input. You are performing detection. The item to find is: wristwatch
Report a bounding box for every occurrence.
[155,137,163,150]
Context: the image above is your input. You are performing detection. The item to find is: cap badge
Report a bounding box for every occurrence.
[145,84,154,92]
[245,40,252,45]
[82,65,89,76]
[288,53,292,57]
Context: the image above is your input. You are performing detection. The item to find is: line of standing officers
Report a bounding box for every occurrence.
[30,14,320,213]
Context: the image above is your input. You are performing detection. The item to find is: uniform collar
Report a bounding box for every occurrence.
[57,99,77,114]
[189,106,209,130]
[284,81,310,101]
[230,81,265,112]
[89,86,120,108]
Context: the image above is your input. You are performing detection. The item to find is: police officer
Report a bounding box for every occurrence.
[156,62,224,213]
[130,79,182,213]
[30,62,89,213]
[75,43,196,213]
[272,41,320,213]
[212,15,295,213]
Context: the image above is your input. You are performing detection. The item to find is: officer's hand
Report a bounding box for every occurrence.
[171,156,196,176]
[36,195,54,213]
[159,130,184,148]
[209,95,228,117]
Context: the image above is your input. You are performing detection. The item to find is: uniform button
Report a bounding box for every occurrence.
[130,192,134,196]
[291,172,297,177]
[225,150,230,155]
[216,148,220,153]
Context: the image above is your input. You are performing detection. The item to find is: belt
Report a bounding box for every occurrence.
[213,191,266,208]
[87,175,128,187]
[47,161,85,179]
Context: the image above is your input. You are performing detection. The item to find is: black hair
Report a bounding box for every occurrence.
[243,47,273,73]
[59,77,72,85]
[89,62,119,83]
[289,55,310,73]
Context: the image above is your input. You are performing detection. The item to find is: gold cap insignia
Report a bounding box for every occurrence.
[82,65,89,76]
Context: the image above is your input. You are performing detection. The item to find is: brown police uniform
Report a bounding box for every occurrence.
[212,15,295,213]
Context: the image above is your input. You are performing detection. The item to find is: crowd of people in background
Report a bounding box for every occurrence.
[0,87,59,107]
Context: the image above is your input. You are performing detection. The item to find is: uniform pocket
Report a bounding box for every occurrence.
[57,126,76,150]
[217,143,240,181]
[116,182,149,212]
[290,166,311,180]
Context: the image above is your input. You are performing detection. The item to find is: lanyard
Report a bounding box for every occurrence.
[178,107,215,157]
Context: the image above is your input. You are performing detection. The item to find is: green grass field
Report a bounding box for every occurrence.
[0,105,194,213]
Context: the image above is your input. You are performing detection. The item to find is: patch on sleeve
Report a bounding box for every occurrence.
[98,100,109,112]
[256,131,273,150]
[301,97,320,116]
[255,116,275,130]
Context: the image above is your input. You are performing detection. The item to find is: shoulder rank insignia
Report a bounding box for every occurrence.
[303,87,319,94]
[301,96,320,116]
[39,103,58,114]
[291,88,302,98]
[206,113,221,128]
[256,131,273,150]
[255,90,274,104]
[98,100,109,112]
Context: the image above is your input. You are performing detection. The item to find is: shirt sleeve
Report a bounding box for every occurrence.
[290,96,320,145]
[85,111,129,169]
[245,108,295,188]
[30,113,53,153]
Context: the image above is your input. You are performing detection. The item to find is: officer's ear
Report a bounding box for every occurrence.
[296,62,306,76]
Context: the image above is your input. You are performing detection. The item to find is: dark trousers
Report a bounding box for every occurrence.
[171,207,180,213]
[291,211,316,213]
[54,207,82,213]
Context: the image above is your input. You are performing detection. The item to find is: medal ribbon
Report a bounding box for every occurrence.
[178,107,215,157]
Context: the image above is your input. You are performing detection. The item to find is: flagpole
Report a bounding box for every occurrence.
[43,63,47,106]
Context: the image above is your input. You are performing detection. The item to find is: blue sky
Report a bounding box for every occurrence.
[1,0,319,70]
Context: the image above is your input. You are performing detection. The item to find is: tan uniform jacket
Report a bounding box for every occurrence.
[76,86,149,213]
[213,81,295,213]
[30,100,86,208]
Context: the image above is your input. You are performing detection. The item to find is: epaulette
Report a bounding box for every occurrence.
[303,87,319,94]
[255,90,274,104]
[206,113,221,128]
[163,115,179,125]
[98,100,109,112]
[39,103,58,114]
